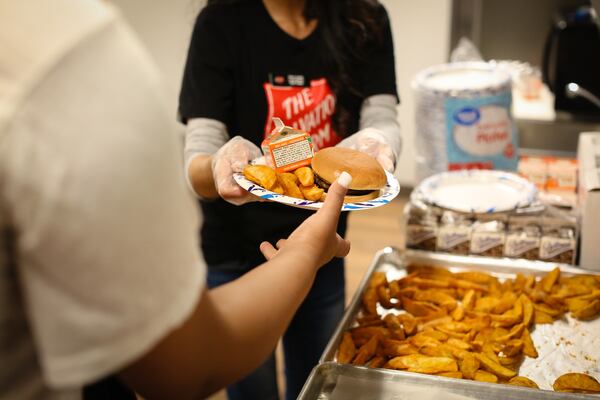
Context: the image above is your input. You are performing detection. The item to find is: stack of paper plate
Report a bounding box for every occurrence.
[411,170,538,214]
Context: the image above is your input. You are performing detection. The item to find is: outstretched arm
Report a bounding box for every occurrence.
[119,173,352,399]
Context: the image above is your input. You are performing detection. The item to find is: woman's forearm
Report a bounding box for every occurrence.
[184,118,230,199]
[187,154,219,199]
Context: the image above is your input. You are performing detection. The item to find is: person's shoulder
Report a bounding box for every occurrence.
[196,0,256,26]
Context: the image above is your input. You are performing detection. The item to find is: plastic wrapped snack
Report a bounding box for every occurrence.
[436,211,472,255]
[405,203,439,252]
[470,219,506,257]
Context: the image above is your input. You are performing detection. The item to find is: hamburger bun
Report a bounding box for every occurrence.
[311,147,387,202]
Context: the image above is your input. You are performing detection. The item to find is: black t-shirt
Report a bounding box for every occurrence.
[179,0,397,268]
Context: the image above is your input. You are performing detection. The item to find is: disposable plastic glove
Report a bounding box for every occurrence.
[336,127,395,172]
[212,136,262,205]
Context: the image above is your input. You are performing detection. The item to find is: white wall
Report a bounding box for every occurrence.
[109,0,204,117]
[111,0,452,187]
[380,0,452,187]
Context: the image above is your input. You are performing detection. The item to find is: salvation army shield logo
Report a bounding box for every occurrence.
[263,78,341,150]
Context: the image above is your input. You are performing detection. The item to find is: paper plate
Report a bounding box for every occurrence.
[233,170,400,211]
[413,170,537,214]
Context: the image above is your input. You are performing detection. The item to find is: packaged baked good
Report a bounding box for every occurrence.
[470,219,506,257]
[405,203,438,251]
[436,211,472,255]
[538,209,578,264]
[539,225,576,264]
[504,223,541,260]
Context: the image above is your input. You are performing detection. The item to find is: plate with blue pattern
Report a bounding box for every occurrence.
[233,170,400,211]
[413,170,537,214]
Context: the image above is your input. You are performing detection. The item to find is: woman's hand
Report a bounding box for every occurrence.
[211,136,262,205]
[336,127,395,173]
[260,172,352,268]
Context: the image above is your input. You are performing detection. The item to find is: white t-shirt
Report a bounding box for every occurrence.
[0,1,205,398]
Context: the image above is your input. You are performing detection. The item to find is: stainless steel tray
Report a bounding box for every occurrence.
[313,248,600,398]
[298,362,594,400]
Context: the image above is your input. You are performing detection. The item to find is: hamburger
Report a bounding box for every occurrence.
[311,147,387,202]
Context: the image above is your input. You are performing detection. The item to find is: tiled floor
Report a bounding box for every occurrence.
[208,193,409,399]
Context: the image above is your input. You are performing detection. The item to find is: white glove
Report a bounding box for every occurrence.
[212,136,262,205]
[336,127,395,172]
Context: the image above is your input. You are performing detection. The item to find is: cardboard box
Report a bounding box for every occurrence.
[577,132,600,270]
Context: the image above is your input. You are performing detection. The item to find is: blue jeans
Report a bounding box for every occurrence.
[207,258,345,400]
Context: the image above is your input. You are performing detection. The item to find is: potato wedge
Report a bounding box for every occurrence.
[498,354,522,368]
[495,323,524,343]
[383,313,402,331]
[533,310,554,324]
[437,371,463,379]
[447,338,471,350]
[436,321,471,333]
[243,165,278,190]
[533,302,563,317]
[402,297,441,317]
[451,305,465,321]
[351,326,390,341]
[410,277,451,289]
[410,333,441,349]
[521,328,538,358]
[452,279,489,292]
[555,284,592,299]
[397,314,418,336]
[571,299,600,320]
[367,356,386,369]
[476,353,517,379]
[419,329,448,341]
[388,354,458,374]
[337,332,356,364]
[475,296,501,313]
[299,184,324,201]
[353,335,379,365]
[461,289,477,311]
[508,376,539,389]
[493,292,518,315]
[369,272,388,289]
[519,294,534,327]
[293,166,314,187]
[362,287,378,315]
[277,172,304,199]
[474,369,498,383]
[454,271,496,285]
[498,339,523,357]
[459,352,480,379]
[541,267,561,293]
[420,344,454,358]
[271,182,284,194]
[389,280,401,299]
[383,339,419,357]
[553,373,600,393]
[377,285,395,309]
[414,290,457,311]
[490,313,521,328]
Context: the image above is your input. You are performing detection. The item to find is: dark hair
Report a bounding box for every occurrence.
[206,0,385,135]
[305,0,384,135]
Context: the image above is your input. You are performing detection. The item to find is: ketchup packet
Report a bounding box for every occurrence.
[261,117,314,172]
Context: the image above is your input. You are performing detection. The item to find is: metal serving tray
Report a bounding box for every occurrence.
[308,247,600,399]
[298,362,595,400]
